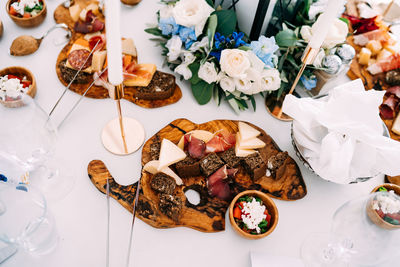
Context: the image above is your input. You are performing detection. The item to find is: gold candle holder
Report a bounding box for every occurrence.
[266,45,319,121]
[101,84,145,155]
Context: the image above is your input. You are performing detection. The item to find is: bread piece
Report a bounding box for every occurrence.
[200,153,224,177]
[175,156,201,178]
[132,71,176,100]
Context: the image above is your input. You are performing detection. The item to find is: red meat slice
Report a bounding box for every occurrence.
[187,135,206,159]
[380,95,399,119]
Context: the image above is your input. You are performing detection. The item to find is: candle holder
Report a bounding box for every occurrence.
[265,44,319,121]
[101,84,145,155]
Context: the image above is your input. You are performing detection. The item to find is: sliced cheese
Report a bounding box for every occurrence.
[122,38,137,57]
[143,160,183,185]
[235,143,256,157]
[68,39,90,54]
[84,31,102,41]
[177,130,214,150]
[123,64,157,87]
[65,61,93,73]
[358,47,371,66]
[237,132,265,150]
[69,4,81,22]
[238,122,261,141]
[366,40,382,56]
[158,139,186,171]
[392,113,400,135]
[91,50,107,72]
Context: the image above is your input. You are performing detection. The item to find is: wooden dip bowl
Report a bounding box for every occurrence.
[6,0,47,28]
[367,184,400,230]
[229,190,278,239]
[0,66,37,108]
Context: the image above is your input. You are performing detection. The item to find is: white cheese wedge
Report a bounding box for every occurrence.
[238,122,261,141]
[158,139,186,171]
[235,143,256,157]
[143,160,183,185]
[79,3,99,21]
[237,133,265,150]
[121,38,137,57]
[91,50,107,72]
[84,31,102,41]
[392,114,400,135]
[69,4,81,22]
[177,130,214,150]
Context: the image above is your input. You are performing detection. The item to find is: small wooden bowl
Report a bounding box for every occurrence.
[0,66,37,108]
[121,0,142,5]
[367,184,400,230]
[229,190,278,239]
[6,0,47,28]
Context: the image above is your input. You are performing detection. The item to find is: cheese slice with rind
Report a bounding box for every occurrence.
[235,143,256,157]
[177,130,214,150]
[143,160,183,185]
[237,132,265,149]
[158,139,186,171]
[238,122,261,141]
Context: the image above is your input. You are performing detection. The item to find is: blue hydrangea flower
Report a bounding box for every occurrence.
[210,51,221,61]
[250,36,279,68]
[214,32,226,50]
[231,32,247,47]
[179,26,197,49]
[158,17,180,36]
[300,75,317,90]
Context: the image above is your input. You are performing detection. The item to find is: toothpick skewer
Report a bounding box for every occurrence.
[106,176,110,267]
[383,0,395,17]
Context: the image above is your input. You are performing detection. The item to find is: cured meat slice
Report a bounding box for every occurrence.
[380,95,399,119]
[208,180,231,201]
[386,86,400,99]
[187,135,206,159]
[205,130,236,153]
[67,49,92,70]
[207,166,228,187]
[353,29,391,46]
[367,54,400,75]
[89,35,106,51]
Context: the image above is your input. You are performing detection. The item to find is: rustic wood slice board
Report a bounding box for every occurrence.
[88,119,307,233]
[54,0,182,108]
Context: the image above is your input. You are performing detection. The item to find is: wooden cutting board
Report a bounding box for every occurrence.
[53,0,182,108]
[88,119,307,232]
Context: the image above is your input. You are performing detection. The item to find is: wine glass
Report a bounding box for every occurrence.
[301,192,400,266]
[0,182,58,258]
[0,94,75,200]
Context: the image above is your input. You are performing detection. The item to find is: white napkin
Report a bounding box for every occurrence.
[283,79,400,184]
[250,252,305,267]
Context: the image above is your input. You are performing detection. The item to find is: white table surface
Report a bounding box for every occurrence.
[0,1,398,266]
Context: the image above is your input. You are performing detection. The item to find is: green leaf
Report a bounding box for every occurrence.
[207,14,218,47]
[238,46,251,51]
[188,63,201,85]
[275,29,298,47]
[250,95,256,111]
[339,17,350,26]
[214,10,237,36]
[145,27,163,37]
[206,0,214,8]
[213,85,220,105]
[227,98,240,114]
[191,81,214,105]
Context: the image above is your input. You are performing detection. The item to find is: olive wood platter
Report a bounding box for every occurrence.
[88,119,307,233]
[54,0,181,108]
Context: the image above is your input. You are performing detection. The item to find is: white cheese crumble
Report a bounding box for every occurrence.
[0,75,27,101]
[373,190,400,214]
[241,198,266,234]
[10,0,40,16]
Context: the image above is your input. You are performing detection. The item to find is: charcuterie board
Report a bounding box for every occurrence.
[88,119,307,232]
[53,0,182,109]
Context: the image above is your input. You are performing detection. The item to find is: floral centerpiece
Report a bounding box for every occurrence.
[268,0,354,100]
[145,0,281,112]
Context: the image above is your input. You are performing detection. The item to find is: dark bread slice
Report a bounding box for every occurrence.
[58,59,91,84]
[133,71,176,100]
[242,153,267,181]
[219,148,241,168]
[175,155,201,178]
[200,153,224,177]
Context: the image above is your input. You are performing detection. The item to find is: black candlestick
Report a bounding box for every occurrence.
[250,0,270,40]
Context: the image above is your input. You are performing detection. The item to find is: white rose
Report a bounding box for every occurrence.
[300,26,312,43]
[246,67,263,95]
[313,49,326,68]
[189,36,209,52]
[198,62,218,84]
[260,69,281,91]
[159,5,174,19]
[320,19,348,49]
[247,50,265,73]
[220,49,251,79]
[175,64,192,80]
[166,35,183,62]
[172,0,214,37]
[218,73,235,92]
[180,51,196,64]
[234,77,252,94]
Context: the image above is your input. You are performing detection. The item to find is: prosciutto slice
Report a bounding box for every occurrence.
[367,54,400,75]
[74,10,105,34]
[186,135,206,159]
[207,165,237,201]
[205,130,236,153]
[380,95,399,119]
[385,86,400,99]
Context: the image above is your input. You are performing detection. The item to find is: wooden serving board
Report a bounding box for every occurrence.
[88,119,307,233]
[54,0,182,108]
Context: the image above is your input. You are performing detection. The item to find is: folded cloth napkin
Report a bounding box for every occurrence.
[282,79,400,184]
[250,252,305,267]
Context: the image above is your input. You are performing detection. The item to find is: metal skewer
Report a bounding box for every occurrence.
[48,39,101,117]
[125,179,141,267]
[106,176,110,267]
[57,67,108,129]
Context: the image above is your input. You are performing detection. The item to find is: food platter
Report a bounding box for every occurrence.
[88,119,307,233]
[53,0,181,108]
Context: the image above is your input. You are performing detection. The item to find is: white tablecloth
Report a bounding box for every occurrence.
[0,1,397,266]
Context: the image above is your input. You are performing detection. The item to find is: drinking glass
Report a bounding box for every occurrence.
[0,94,75,200]
[0,182,58,257]
[301,192,400,266]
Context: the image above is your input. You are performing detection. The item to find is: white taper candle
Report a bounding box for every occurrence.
[309,0,345,49]
[105,0,123,85]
